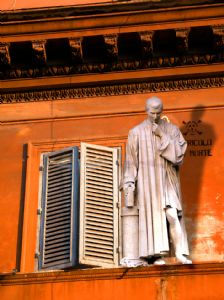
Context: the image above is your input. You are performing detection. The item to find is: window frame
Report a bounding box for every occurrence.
[21,138,125,273]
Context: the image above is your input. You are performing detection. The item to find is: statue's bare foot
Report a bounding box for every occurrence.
[176,254,192,264]
[153,258,166,265]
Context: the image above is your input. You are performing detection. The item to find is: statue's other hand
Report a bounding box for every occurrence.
[124,182,135,207]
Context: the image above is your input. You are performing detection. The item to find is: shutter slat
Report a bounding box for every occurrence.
[86,165,113,174]
[85,212,113,221]
[86,229,113,238]
[48,178,72,187]
[86,199,113,208]
[85,148,112,158]
[86,171,113,180]
[45,232,70,242]
[86,220,114,229]
[45,237,70,247]
[39,147,79,270]
[48,168,72,175]
[79,143,120,267]
[85,244,114,252]
[86,207,113,217]
[45,241,70,250]
[86,183,113,193]
[86,216,113,225]
[86,238,113,246]
[47,183,72,193]
[45,220,70,229]
[47,193,71,201]
[86,174,113,184]
[86,152,112,162]
[47,199,71,209]
[44,245,70,254]
[86,187,113,197]
[86,203,113,213]
[85,251,113,259]
[86,180,113,189]
[46,187,72,197]
[46,215,70,225]
[47,206,71,215]
[86,225,113,234]
[43,254,70,264]
[86,159,113,168]
[86,191,113,201]
[46,228,70,237]
[44,250,71,259]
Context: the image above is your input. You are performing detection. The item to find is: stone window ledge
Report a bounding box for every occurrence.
[0,262,224,286]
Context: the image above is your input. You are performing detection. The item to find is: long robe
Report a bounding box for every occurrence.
[124,118,189,257]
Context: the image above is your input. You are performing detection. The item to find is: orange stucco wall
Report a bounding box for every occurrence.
[0,87,224,274]
[1,264,224,300]
[1,1,224,298]
[0,0,111,10]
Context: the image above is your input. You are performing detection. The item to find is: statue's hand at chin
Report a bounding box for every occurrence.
[152,123,163,137]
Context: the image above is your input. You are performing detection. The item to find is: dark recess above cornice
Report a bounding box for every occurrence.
[0,0,223,22]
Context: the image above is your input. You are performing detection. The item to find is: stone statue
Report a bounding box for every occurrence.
[121,96,192,266]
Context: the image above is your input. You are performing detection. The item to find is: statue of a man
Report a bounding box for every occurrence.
[123,96,191,265]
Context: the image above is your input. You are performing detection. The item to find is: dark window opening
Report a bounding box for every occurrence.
[118,33,141,59]
[153,30,177,56]
[188,27,214,53]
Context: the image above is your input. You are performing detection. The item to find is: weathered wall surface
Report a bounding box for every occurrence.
[1,263,224,300]
[1,1,224,298]
[0,87,224,274]
[0,0,110,11]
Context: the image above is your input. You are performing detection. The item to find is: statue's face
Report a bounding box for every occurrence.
[146,105,162,124]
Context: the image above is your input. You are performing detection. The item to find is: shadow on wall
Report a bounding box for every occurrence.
[180,105,216,259]
[16,144,28,272]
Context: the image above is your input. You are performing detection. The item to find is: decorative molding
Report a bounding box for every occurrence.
[212,25,224,49]
[104,34,118,59]
[1,75,224,104]
[0,262,224,286]
[176,28,190,52]
[69,38,83,62]
[0,52,223,80]
[32,40,47,65]
[139,31,153,58]
[0,43,11,65]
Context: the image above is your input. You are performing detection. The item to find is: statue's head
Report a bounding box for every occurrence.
[145,96,163,124]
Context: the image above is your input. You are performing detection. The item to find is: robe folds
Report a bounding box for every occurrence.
[124,118,189,257]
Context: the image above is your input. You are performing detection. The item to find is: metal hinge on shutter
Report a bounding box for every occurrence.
[39,166,44,172]
[37,208,42,215]
[116,247,121,254]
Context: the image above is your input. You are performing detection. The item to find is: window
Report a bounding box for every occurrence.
[37,143,121,270]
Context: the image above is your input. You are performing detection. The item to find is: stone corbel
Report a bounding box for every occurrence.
[0,43,11,65]
[32,40,47,64]
[69,38,83,62]
[176,28,190,52]
[212,25,224,49]
[104,34,118,59]
[139,31,153,58]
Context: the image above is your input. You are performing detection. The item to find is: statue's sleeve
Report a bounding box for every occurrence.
[123,130,139,186]
[158,126,187,166]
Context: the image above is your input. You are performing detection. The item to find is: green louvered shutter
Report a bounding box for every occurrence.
[39,147,79,270]
[79,143,120,267]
